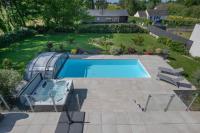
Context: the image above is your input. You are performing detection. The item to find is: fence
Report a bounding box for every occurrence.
[138,92,200,112]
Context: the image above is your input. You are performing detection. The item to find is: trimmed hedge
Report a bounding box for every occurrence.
[78,24,148,33]
[0,28,37,48]
[28,26,74,34]
[28,24,147,34]
[164,16,200,27]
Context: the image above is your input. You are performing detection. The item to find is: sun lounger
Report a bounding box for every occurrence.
[158,67,184,76]
[157,73,184,87]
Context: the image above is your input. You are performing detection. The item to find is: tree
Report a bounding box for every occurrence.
[119,0,146,15]
[95,0,108,9]
[85,0,95,9]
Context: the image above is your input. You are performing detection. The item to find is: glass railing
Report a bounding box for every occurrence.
[0,93,81,112]
[0,91,200,113]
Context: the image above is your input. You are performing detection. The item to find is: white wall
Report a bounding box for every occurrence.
[189,24,200,57]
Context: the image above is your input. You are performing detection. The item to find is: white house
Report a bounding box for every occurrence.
[134,4,168,23]
[189,24,200,57]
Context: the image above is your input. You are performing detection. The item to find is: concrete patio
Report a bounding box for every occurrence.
[0,55,198,133]
[1,111,200,133]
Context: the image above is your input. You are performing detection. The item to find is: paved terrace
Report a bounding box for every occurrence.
[0,55,198,133]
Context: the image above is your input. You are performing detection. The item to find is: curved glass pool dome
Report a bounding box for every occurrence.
[24,52,68,81]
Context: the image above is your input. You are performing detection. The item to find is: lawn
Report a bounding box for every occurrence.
[0,33,200,88]
[0,33,164,73]
[168,52,200,82]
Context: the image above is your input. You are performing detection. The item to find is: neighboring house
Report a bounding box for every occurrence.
[134,9,168,23]
[148,26,193,49]
[189,24,200,57]
[87,9,129,23]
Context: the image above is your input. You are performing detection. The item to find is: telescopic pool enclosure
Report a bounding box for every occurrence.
[24,52,68,81]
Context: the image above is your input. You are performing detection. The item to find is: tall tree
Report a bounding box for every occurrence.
[95,0,108,9]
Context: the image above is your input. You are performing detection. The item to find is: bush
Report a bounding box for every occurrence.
[164,15,200,27]
[58,43,65,52]
[0,27,36,48]
[155,48,163,55]
[71,49,78,54]
[28,25,74,34]
[157,37,187,54]
[132,35,144,46]
[46,41,54,52]
[126,47,136,54]
[169,41,186,54]
[78,24,148,33]
[68,36,75,44]
[103,41,114,51]
[192,69,200,89]
[0,69,21,96]
[109,46,122,55]
[2,58,13,69]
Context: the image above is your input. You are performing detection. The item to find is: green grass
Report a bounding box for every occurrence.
[168,52,200,82]
[0,33,105,72]
[1,33,200,89]
[111,33,166,51]
[0,33,164,72]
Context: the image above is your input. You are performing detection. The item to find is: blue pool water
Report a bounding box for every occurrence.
[57,59,150,78]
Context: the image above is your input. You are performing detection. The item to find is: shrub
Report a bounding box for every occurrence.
[169,41,186,54]
[132,35,144,46]
[103,41,114,51]
[157,37,168,44]
[192,69,200,89]
[46,41,53,52]
[155,48,163,55]
[164,15,200,27]
[119,44,126,52]
[71,49,78,54]
[2,58,13,69]
[109,46,122,55]
[78,24,148,33]
[126,47,136,54]
[68,36,75,44]
[0,69,21,96]
[0,27,36,48]
[58,43,65,52]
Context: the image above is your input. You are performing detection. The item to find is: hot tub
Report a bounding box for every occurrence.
[24,79,74,112]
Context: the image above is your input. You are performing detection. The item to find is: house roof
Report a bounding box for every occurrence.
[148,26,193,48]
[87,9,129,17]
[147,9,168,17]
[137,11,147,18]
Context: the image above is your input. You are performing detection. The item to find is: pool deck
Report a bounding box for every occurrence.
[1,55,199,133]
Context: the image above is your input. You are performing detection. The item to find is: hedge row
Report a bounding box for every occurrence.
[0,28,37,48]
[164,16,200,26]
[78,24,148,33]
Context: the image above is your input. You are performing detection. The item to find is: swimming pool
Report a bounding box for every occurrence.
[57,59,150,78]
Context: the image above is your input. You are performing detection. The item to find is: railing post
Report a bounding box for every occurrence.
[144,94,152,112]
[50,95,58,112]
[186,93,199,111]
[76,94,81,111]
[164,94,175,112]
[0,94,10,111]
[24,95,34,112]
